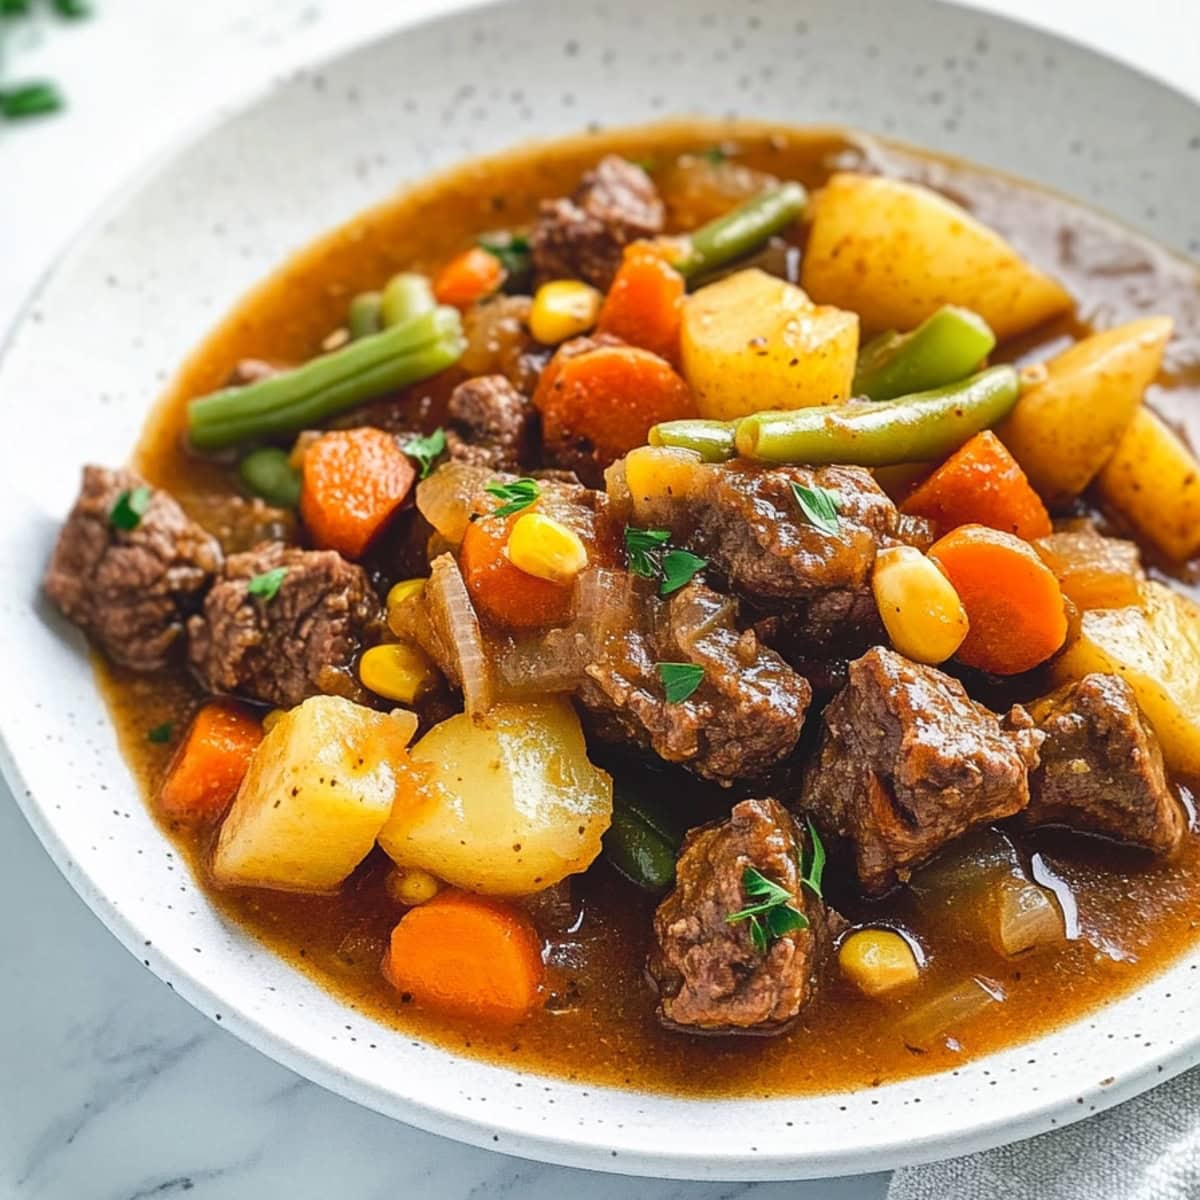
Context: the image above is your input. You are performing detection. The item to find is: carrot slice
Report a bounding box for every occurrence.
[158,701,263,824]
[382,889,544,1023]
[300,427,416,559]
[929,524,1068,675]
[433,246,506,308]
[533,342,695,465]
[459,509,573,631]
[596,244,685,365]
[902,431,1051,540]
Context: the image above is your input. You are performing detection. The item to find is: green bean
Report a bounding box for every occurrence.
[347,291,383,340]
[649,418,737,462]
[380,272,435,328]
[675,182,807,280]
[188,307,465,452]
[238,447,302,507]
[854,306,997,402]
[603,789,684,892]
[735,365,1021,467]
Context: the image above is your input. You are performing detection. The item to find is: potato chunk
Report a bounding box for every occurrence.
[802,173,1071,340]
[1096,406,1200,563]
[680,268,858,420]
[1054,582,1200,775]
[999,317,1172,504]
[1033,528,1144,611]
[212,696,417,893]
[378,698,612,895]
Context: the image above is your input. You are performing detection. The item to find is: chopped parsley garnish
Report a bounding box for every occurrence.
[791,481,841,536]
[1,81,63,119]
[51,0,89,17]
[726,866,810,953]
[623,525,708,596]
[147,722,173,745]
[403,428,447,479]
[477,232,531,280]
[485,477,540,518]
[109,485,152,531]
[657,661,704,704]
[247,566,288,601]
[801,818,826,899]
[701,145,728,165]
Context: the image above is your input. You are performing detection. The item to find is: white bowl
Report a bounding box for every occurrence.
[2,0,1199,1181]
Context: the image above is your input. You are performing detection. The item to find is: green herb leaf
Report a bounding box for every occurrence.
[247,566,288,601]
[147,722,173,745]
[658,662,704,704]
[52,0,90,18]
[403,428,447,479]
[791,481,841,536]
[624,526,670,578]
[765,904,810,939]
[741,866,792,905]
[727,865,808,951]
[477,232,532,280]
[485,477,540,518]
[701,145,728,164]
[802,818,826,899]
[109,485,152,531]
[0,0,32,16]
[0,81,63,119]
[659,548,707,596]
[747,915,768,954]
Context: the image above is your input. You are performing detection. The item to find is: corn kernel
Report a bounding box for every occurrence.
[386,578,426,636]
[506,511,589,583]
[839,928,921,997]
[872,544,969,665]
[261,708,287,733]
[529,279,602,345]
[359,642,437,704]
[386,866,442,907]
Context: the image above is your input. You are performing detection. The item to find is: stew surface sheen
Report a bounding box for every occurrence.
[99,120,1200,1098]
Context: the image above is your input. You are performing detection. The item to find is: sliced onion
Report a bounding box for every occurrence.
[425,553,492,716]
[416,462,495,545]
[574,568,641,648]
[897,976,1005,1051]
[990,878,1064,957]
[496,630,584,696]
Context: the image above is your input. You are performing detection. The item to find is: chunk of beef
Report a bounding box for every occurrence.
[44,466,222,671]
[1021,673,1185,855]
[532,155,664,291]
[800,647,1043,894]
[578,575,811,784]
[188,543,383,708]
[445,374,535,473]
[649,798,834,1033]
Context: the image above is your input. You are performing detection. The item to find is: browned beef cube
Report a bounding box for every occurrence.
[445,374,535,474]
[649,798,834,1033]
[44,466,222,671]
[1021,673,1185,855]
[800,647,1043,894]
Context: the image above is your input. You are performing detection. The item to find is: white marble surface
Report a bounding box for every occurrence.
[0,2,1196,1197]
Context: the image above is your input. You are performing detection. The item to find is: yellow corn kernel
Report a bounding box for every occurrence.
[839,928,921,997]
[529,280,602,345]
[359,642,437,704]
[872,544,969,665]
[506,511,589,584]
[261,708,287,733]
[386,577,426,635]
[386,866,442,907]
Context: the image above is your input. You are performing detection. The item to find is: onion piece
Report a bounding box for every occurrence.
[416,462,494,544]
[496,630,584,696]
[897,976,1005,1051]
[990,877,1064,957]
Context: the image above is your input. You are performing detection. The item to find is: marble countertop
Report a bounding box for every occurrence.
[1,2,1195,1196]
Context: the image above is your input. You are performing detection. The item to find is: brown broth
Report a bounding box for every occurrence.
[98,120,1200,1097]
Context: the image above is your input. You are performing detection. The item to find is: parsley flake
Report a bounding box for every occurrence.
[802,818,826,899]
[658,661,704,704]
[1,81,63,119]
[247,566,288,601]
[791,481,841,536]
[726,865,809,952]
[701,145,728,164]
[485,477,540,518]
[403,428,447,479]
[147,722,173,745]
[109,485,152,531]
[624,526,670,578]
[477,232,532,280]
[660,549,707,596]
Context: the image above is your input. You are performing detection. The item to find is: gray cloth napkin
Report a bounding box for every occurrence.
[888,1068,1200,1199]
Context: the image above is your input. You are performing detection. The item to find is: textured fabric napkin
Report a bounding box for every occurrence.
[888,1067,1200,1199]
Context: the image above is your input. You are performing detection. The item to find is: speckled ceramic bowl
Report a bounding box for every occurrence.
[2,0,1199,1180]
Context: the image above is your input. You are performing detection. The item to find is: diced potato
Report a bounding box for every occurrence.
[1054,582,1200,774]
[1096,406,1200,562]
[212,696,417,893]
[1033,528,1144,611]
[999,318,1172,504]
[802,173,1072,340]
[378,698,612,896]
[622,445,705,510]
[680,268,859,420]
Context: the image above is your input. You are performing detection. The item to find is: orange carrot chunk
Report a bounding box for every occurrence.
[596,244,686,365]
[433,246,506,308]
[300,427,416,560]
[382,889,544,1024]
[459,509,574,631]
[533,342,695,465]
[902,430,1052,540]
[929,524,1068,675]
[158,701,263,824]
